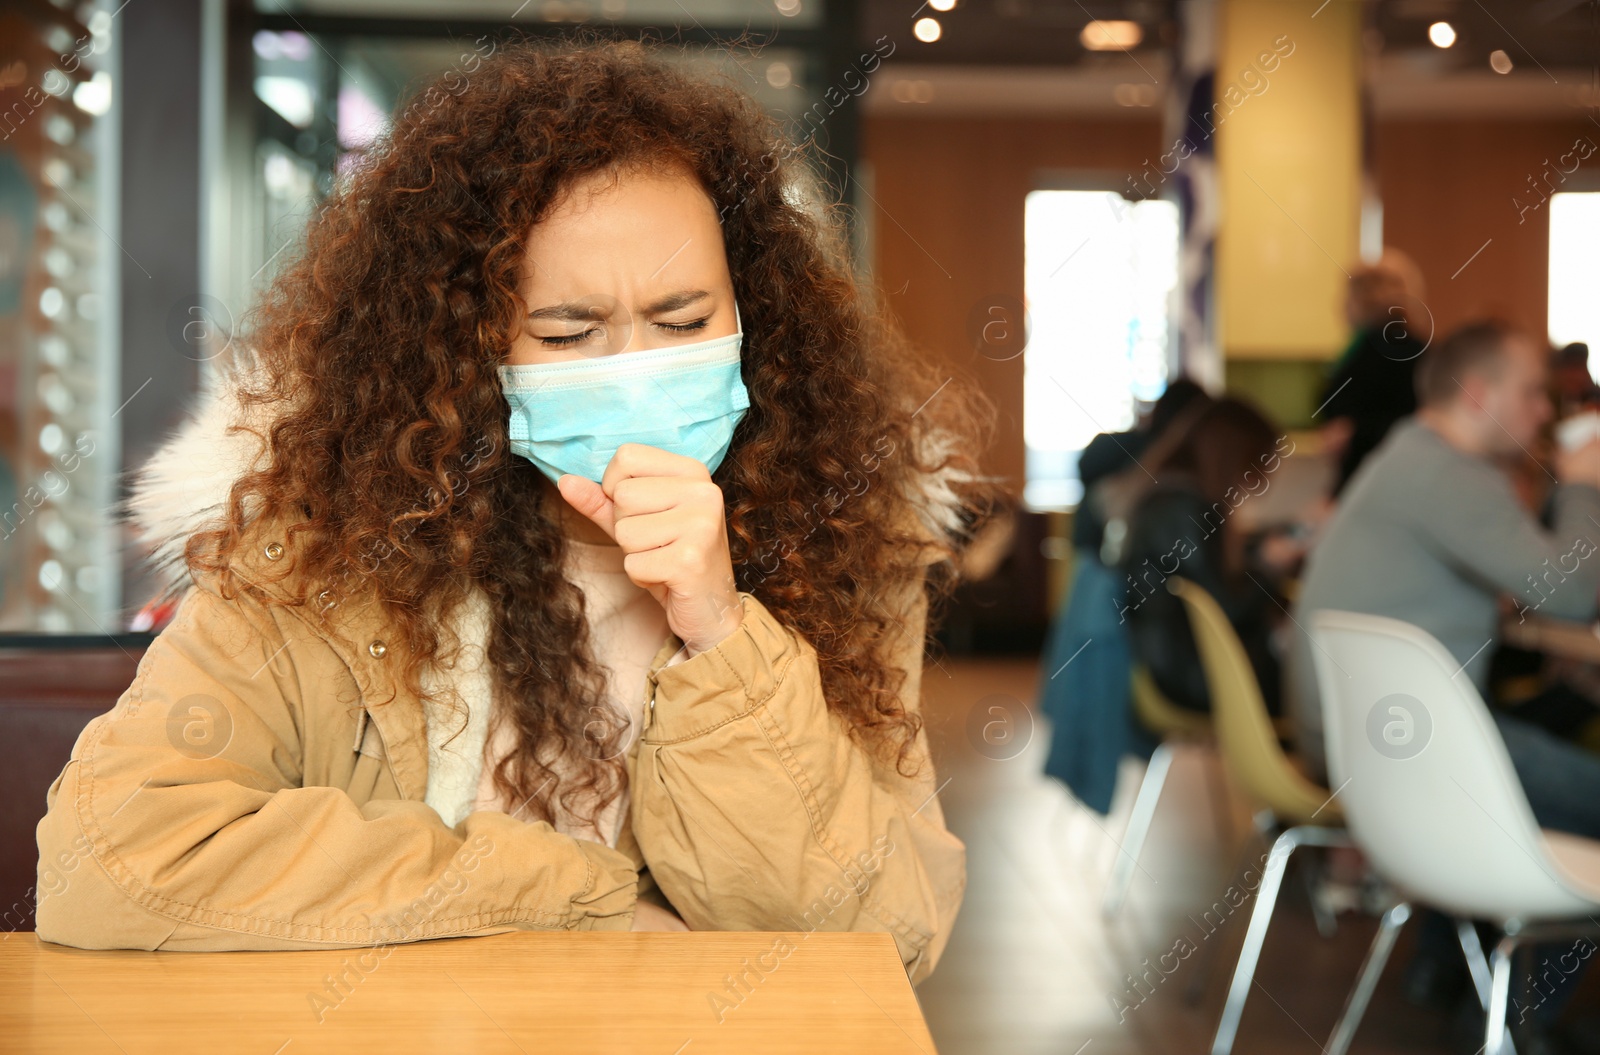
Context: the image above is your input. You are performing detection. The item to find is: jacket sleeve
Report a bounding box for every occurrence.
[1413,462,1600,621]
[630,566,966,985]
[34,580,639,951]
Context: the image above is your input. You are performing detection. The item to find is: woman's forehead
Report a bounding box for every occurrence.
[522,167,729,297]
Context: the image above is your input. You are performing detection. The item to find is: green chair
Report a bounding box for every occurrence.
[1101,666,1226,916]
[1167,576,1350,1055]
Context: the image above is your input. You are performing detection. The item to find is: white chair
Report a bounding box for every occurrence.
[1308,609,1600,1055]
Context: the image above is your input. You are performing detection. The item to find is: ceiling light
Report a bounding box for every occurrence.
[1489,49,1513,74]
[929,0,957,10]
[1081,20,1142,51]
[914,17,942,42]
[1427,21,1455,48]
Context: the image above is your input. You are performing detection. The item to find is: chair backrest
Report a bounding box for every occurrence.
[1129,664,1210,740]
[1309,609,1596,921]
[0,640,149,934]
[1168,577,1338,826]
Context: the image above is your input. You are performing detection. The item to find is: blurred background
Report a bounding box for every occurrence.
[3,1,1600,1052]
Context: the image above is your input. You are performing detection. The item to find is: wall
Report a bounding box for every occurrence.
[860,114,1165,490]
[863,111,1595,474]
[1373,117,1597,342]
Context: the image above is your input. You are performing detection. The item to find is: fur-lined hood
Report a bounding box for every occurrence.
[120,367,977,607]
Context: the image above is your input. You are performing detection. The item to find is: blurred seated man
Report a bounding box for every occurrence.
[1291,319,1600,828]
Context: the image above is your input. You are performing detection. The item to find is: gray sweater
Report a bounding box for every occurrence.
[1289,417,1600,778]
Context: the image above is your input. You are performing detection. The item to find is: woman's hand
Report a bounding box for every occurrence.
[629,900,690,931]
[557,443,744,657]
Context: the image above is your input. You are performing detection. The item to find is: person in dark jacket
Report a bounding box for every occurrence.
[1114,397,1293,715]
[1038,378,1207,814]
[1318,250,1427,496]
[1070,379,1208,556]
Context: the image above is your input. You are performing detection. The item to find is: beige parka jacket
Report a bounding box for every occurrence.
[34,374,969,984]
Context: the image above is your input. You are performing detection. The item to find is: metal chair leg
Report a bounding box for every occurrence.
[1184,826,1280,1005]
[1457,918,1494,1010]
[1209,827,1298,1055]
[1487,936,1517,1055]
[1102,741,1175,918]
[1325,901,1412,1055]
[1458,923,1519,1053]
[1184,835,1270,1007]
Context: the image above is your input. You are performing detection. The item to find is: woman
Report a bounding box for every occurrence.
[1316,249,1427,497]
[1112,397,1292,715]
[1037,378,1206,815]
[35,39,996,984]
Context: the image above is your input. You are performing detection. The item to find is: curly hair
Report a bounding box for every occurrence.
[185,34,1001,829]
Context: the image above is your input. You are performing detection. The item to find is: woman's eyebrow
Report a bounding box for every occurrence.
[526,290,711,320]
[644,289,711,314]
[527,301,607,322]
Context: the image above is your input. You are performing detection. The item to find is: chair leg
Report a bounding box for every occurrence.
[1486,936,1517,1055]
[1209,827,1299,1055]
[1184,834,1271,1007]
[1456,919,1493,1011]
[1325,901,1412,1055]
[1102,741,1175,918]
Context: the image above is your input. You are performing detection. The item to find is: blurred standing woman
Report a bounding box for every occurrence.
[1316,250,1428,497]
[36,39,996,983]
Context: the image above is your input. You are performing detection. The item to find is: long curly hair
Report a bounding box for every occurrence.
[186,35,1000,829]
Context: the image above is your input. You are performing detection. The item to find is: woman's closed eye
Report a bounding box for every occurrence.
[538,328,599,347]
[535,317,709,348]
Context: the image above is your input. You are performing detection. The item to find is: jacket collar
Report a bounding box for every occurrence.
[209,509,432,801]
[118,361,423,794]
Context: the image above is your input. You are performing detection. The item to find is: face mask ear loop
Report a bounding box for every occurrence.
[733,298,743,338]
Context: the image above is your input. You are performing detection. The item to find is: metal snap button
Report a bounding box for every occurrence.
[368,640,388,659]
[264,542,284,561]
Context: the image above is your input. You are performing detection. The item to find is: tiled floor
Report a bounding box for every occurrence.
[910,656,1575,1055]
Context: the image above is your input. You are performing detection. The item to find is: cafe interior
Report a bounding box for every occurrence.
[3,0,1600,1052]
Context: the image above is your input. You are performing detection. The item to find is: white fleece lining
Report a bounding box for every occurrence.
[419,587,496,829]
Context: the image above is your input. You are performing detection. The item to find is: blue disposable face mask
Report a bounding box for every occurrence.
[497,302,750,484]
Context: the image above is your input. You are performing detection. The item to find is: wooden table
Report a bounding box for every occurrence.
[0,930,938,1053]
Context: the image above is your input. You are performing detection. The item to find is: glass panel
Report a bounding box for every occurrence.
[0,1,120,632]
[245,31,820,295]
[1022,189,1179,511]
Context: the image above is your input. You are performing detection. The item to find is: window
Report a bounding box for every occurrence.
[1023,189,1179,510]
[1550,191,1600,377]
